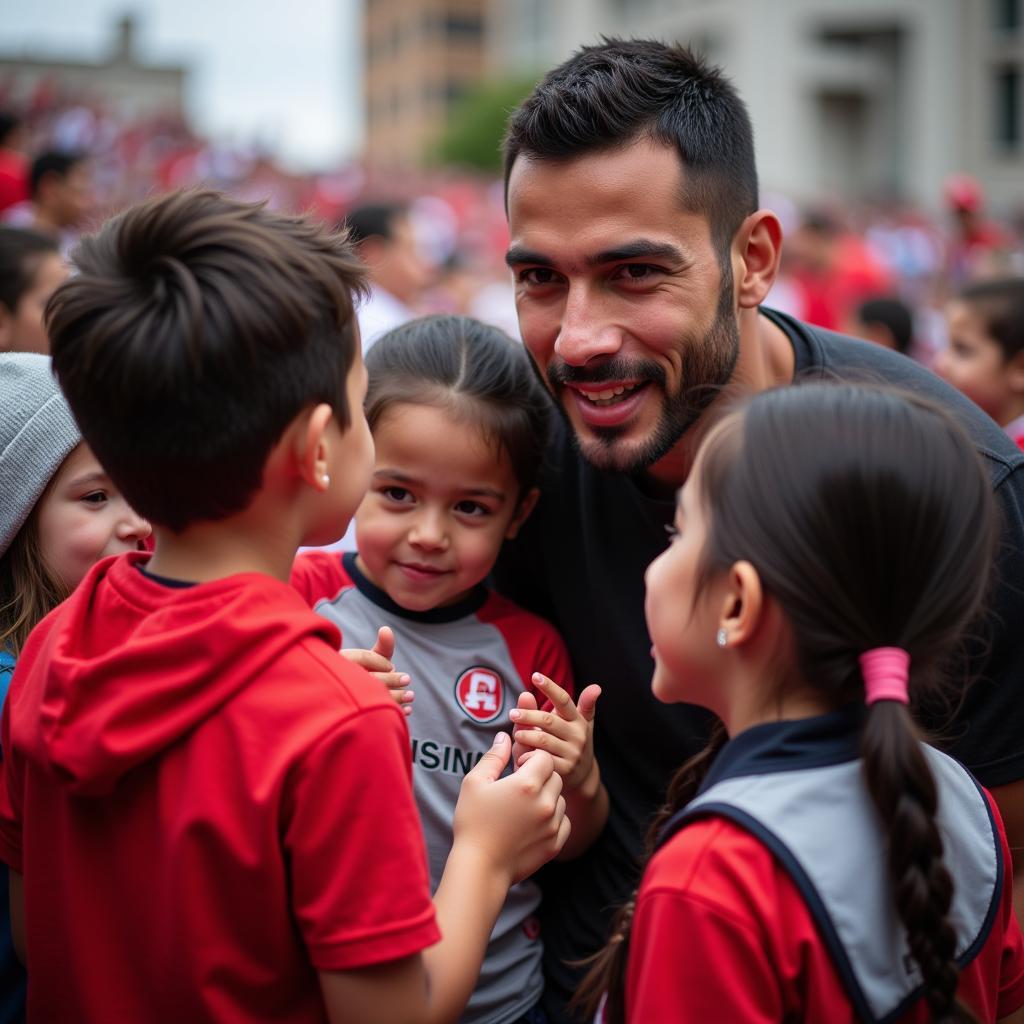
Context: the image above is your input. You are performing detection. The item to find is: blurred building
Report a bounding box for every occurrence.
[0,15,186,123]
[484,0,1024,215]
[363,0,486,168]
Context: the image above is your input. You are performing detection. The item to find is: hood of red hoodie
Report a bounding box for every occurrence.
[10,551,341,797]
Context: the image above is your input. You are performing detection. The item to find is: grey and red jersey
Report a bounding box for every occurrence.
[291,550,574,1024]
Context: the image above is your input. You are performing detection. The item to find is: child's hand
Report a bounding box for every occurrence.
[341,626,414,716]
[453,732,569,885]
[509,673,601,790]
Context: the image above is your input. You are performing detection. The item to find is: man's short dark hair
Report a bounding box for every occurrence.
[47,189,367,532]
[30,151,85,200]
[344,202,407,247]
[503,38,758,255]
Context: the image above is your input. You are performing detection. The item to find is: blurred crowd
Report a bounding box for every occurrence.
[2,81,1024,378]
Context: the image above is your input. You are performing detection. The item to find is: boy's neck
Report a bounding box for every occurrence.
[146,517,301,584]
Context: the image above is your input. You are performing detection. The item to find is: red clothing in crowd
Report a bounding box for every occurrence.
[0,149,27,213]
[0,551,438,1022]
[626,806,1024,1022]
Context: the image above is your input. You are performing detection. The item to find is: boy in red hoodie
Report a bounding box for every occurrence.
[0,190,569,1023]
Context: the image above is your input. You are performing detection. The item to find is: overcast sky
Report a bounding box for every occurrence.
[0,0,361,170]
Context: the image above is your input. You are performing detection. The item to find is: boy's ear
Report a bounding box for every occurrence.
[716,560,764,647]
[296,403,336,492]
[1006,350,1024,395]
[505,487,540,540]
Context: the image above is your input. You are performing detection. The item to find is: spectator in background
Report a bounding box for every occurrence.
[943,174,1012,291]
[785,208,891,332]
[4,151,94,257]
[0,226,65,354]
[936,277,1024,449]
[851,296,915,356]
[0,114,28,214]
[345,201,432,351]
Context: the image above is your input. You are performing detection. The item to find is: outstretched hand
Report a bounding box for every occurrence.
[341,626,414,715]
[510,673,601,790]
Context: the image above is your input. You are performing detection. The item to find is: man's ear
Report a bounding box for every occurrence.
[733,210,783,309]
[716,560,764,647]
[296,403,336,492]
[505,487,540,540]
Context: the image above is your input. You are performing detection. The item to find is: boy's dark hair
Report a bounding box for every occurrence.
[858,296,914,356]
[956,277,1024,361]
[0,226,58,312]
[580,383,995,1024]
[365,314,549,499]
[30,151,85,199]
[502,38,758,257]
[344,202,407,247]
[46,189,367,532]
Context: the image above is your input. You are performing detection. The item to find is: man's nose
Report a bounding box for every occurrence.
[554,285,622,366]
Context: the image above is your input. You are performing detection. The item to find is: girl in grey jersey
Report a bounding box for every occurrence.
[293,316,608,1024]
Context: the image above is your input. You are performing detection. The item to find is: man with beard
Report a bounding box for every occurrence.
[495,38,1024,1022]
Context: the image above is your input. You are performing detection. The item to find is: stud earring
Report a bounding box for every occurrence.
[321,474,331,487]
[716,628,728,648]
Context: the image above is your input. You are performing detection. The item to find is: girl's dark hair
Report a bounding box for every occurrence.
[364,315,550,499]
[578,383,996,1023]
[0,508,67,659]
[0,226,58,313]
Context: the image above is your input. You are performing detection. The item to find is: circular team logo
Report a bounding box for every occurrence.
[455,666,504,724]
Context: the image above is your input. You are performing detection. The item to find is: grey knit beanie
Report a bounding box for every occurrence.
[0,352,82,559]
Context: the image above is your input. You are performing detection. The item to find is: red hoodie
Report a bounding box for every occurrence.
[0,552,438,1023]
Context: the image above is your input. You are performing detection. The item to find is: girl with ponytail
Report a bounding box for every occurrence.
[578,382,1024,1023]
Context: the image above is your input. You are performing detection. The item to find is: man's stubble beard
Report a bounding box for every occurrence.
[540,279,740,476]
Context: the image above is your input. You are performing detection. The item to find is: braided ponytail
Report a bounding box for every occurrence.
[861,698,974,1022]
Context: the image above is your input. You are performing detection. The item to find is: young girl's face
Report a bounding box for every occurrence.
[354,402,535,611]
[36,443,151,590]
[644,467,724,709]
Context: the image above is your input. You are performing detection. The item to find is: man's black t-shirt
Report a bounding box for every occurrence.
[493,308,1024,1021]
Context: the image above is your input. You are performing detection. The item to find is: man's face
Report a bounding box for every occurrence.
[506,139,739,475]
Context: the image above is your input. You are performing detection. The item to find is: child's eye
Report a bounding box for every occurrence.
[381,486,414,504]
[454,500,489,518]
[81,491,109,505]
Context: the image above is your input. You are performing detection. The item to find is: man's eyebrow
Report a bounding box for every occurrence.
[505,246,554,268]
[587,240,685,266]
[504,239,686,270]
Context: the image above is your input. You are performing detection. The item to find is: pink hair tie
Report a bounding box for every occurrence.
[859,647,911,705]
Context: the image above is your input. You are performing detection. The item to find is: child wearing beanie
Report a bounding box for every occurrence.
[0,352,149,1022]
